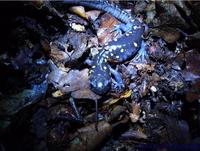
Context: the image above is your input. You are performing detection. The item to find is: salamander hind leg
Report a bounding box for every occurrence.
[108,65,125,93]
[133,41,148,63]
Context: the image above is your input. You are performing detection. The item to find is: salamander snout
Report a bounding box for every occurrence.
[89,73,111,95]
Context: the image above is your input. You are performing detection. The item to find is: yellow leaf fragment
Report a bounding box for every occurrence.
[52,90,64,98]
[69,6,87,19]
[121,89,132,98]
[108,89,132,105]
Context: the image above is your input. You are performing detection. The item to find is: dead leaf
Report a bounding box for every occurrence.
[106,89,132,105]
[129,103,141,123]
[69,121,112,151]
[58,69,89,91]
[71,89,101,100]
[86,10,101,21]
[69,6,87,19]
[97,13,120,45]
[52,90,64,98]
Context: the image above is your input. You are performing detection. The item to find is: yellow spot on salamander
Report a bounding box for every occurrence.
[103,66,107,70]
[133,26,137,30]
[116,56,120,59]
[133,42,138,47]
[92,65,96,69]
[125,33,129,36]
[110,45,117,50]
[120,49,124,53]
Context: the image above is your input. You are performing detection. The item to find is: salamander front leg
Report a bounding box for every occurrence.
[111,22,133,35]
[108,65,125,92]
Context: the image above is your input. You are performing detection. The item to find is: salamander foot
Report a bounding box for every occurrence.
[112,80,125,93]
[133,41,148,63]
[111,22,133,35]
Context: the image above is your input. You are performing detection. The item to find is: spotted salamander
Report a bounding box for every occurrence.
[63,0,147,95]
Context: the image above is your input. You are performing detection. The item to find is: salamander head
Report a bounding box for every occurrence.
[89,70,111,95]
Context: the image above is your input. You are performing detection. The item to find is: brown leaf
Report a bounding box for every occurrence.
[105,90,132,106]
[86,10,101,21]
[69,6,87,19]
[129,103,141,123]
[69,121,112,151]
[97,13,120,45]
[71,89,101,100]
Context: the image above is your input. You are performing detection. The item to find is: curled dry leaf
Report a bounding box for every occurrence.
[106,90,132,106]
[69,6,87,19]
[129,103,141,123]
[60,69,100,100]
[48,61,100,100]
[48,60,67,88]
[50,41,69,64]
[58,69,89,92]
[69,121,112,151]
[86,10,101,22]
[50,28,94,65]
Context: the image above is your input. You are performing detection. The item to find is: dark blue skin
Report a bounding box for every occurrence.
[89,19,145,94]
[89,50,111,94]
[63,0,146,95]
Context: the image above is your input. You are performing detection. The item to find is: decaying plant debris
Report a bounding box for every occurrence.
[0,1,200,151]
